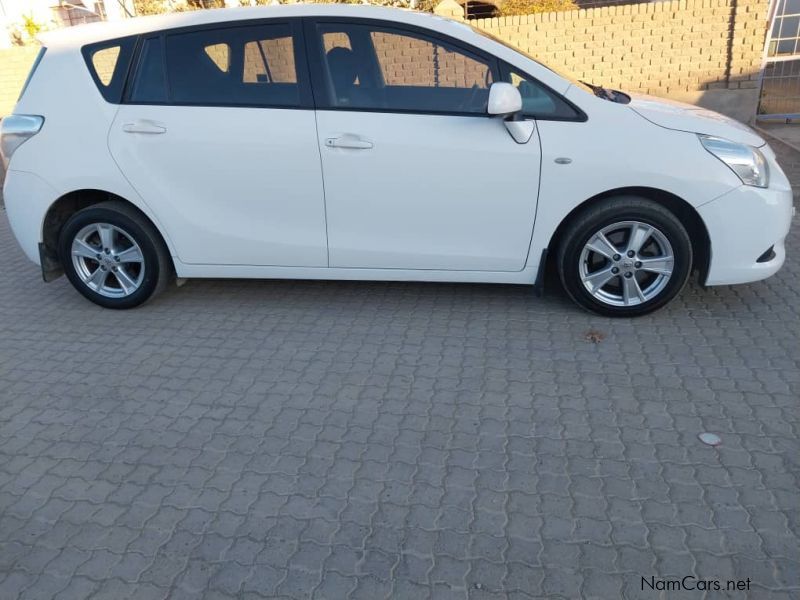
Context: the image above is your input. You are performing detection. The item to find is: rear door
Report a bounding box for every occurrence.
[108,20,328,267]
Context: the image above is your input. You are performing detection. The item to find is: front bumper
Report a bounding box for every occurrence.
[699,171,794,286]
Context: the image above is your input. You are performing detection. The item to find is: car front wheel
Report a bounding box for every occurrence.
[58,201,172,309]
[557,197,693,317]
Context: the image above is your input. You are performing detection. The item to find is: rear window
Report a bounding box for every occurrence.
[82,37,136,103]
[127,24,303,108]
[18,47,46,101]
[165,24,300,107]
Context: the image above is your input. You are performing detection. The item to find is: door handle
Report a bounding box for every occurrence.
[122,120,167,134]
[325,135,373,150]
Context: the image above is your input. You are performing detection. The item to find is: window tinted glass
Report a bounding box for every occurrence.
[204,43,230,72]
[243,37,296,83]
[504,67,580,119]
[315,24,495,114]
[82,36,136,103]
[130,37,167,103]
[165,24,299,107]
[92,46,120,86]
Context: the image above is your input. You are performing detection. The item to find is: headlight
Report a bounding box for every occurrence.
[699,135,769,188]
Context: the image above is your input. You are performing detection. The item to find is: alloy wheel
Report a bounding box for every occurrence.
[578,220,675,307]
[71,223,145,298]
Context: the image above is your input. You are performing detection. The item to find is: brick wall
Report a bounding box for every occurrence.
[242,38,297,83]
[473,0,768,97]
[471,0,770,118]
[0,47,41,117]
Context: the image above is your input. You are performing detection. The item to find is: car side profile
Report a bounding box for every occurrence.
[0,5,794,316]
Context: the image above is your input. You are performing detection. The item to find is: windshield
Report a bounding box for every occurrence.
[468,25,594,94]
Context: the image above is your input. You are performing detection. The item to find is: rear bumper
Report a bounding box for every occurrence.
[699,182,794,286]
[3,169,58,266]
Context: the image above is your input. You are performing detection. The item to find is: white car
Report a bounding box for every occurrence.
[1,6,793,316]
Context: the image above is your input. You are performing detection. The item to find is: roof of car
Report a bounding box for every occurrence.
[39,5,472,49]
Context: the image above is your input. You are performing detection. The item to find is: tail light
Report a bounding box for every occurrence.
[0,115,44,169]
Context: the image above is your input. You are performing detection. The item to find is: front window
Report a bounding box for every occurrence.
[314,23,497,114]
[503,67,582,119]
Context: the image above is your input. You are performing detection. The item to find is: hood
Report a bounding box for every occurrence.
[628,94,765,147]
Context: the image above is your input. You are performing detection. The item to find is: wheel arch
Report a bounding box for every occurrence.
[40,189,174,281]
[545,186,711,283]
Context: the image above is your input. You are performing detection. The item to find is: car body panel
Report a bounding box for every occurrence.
[108,104,328,267]
[315,110,541,271]
[171,260,539,283]
[525,86,749,280]
[698,145,793,285]
[4,170,59,264]
[627,93,766,147]
[8,44,179,259]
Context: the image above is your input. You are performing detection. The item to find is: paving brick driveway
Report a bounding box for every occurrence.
[0,141,798,600]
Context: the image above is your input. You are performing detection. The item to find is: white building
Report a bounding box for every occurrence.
[0,0,132,48]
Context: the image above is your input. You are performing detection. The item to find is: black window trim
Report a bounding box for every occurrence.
[81,35,137,104]
[123,34,169,105]
[121,18,314,110]
[499,61,587,123]
[304,17,504,118]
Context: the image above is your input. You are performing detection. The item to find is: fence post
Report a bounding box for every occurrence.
[433,0,466,21]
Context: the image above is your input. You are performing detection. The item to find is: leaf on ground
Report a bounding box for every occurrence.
[584,329,605,343]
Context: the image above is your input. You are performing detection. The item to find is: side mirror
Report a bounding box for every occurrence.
[487,82,522,117]
[488,82,534,145]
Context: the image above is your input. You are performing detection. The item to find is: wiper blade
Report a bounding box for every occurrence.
[581,81,623,102]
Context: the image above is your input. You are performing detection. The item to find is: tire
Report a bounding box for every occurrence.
[557,196,692,317]
[58,201,172,309]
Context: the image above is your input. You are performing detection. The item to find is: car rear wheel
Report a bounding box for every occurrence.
[58,201,172,309]
[557,197,692,317]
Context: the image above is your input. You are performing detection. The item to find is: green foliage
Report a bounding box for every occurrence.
[414,0,440,11]
[186,0,225,8]
[133,0,171,15]
[22,14,43,39]
[134,0,223,15]
[498,0,577,16]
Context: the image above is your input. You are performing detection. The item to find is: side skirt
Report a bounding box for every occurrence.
[172,261,539,286]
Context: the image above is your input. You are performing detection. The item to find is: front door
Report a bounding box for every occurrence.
[108,21,328,267]
[306,20,542,272]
